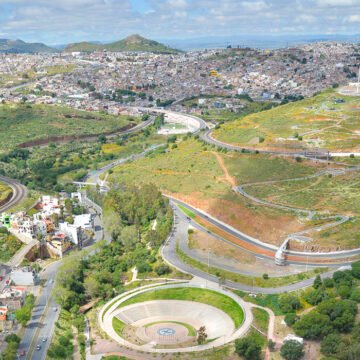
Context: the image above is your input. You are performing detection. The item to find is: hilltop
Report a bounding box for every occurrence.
[212,89,360,152]
[0,39,57,53]
[64,34,180,54]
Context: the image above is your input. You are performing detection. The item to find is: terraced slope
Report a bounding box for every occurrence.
[212,89,360,152]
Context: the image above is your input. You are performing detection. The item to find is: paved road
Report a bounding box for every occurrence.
[201,128,359,159]
[161,204,337,294]
[18,261,61,359]
[0,175,28,213]
[167,197,360,264]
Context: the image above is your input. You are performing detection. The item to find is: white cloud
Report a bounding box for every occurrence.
[241,1,269,11]
[316,0,360,6]
[296,14,317,23]
[347,14,360,22]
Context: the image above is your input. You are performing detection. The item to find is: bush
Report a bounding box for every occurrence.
[313,274,322,289]
[351,261,360,279]
[285,313,299,326]
[350,288,360,302]
[155,264,171,276]
[279,294,301,313]
[235,334,262,360]
[337,284,351,299]
[323,278,334,288]
[280,340,304,360]
[321,333,341,356]
[294,312,332,339]
[136,262,152,273]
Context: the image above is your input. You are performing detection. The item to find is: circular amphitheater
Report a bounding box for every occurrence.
[99,282,252,353]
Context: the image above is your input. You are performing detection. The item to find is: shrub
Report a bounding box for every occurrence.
[136,263,152,273]
[294,312,332,339]
[279,294,301,313]
[235,334,262,360]
[155,264,171,276]
[323,278,334,288]
[284,313,299,326]
[350,288,360,302]
[280,340,304,360]
[321,333,341,356]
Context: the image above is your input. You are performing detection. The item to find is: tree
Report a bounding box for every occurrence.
[235,335,262,360]
[294,312,332,339]
[197,326,207,344]
[98,134,107,144]
[4,334,20,344]
[268,339,276,351]
[337,284,351,299]
[120,225,138,251]
[84,275,102,298]
[313,274,323,289]
[321,333,341,356]
[284,313,298,326]
[350,288,360,302]
[279,294,301,313]
[351,261,360,279]
[280,340,304,360]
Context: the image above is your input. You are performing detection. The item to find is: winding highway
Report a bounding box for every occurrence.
[0,175,27,213]
[3,106,357,359]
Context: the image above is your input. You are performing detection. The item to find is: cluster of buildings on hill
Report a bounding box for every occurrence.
[0,42,358,116]
[1,193,94,259]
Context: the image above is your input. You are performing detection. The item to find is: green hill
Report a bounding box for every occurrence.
[0,39,56,53]
[64,34,180,54]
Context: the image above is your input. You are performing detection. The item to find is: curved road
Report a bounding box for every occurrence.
[161,204,337,294]
[0,175,27,213]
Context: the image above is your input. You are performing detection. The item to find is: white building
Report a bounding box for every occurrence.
[10,268,38,286]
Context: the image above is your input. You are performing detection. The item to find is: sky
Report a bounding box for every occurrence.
[0,0,359,44]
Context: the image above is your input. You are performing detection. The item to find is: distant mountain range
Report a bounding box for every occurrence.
[1,34,359,54]
[0,38,56,53]
[64,34,180,54]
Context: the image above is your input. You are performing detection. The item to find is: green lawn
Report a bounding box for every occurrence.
[112,317,126,337]
[117,287,244,328]
[213,89,360,151]
[251,308,269,334]
[176,243,327,288]
[0,103,139,151]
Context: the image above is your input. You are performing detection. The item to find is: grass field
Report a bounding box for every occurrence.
[246,171,360,248]
[0,181,12,203]
[112,317,126,337]
[213,89,360,152]
[251,308,269,334]
[117,287,244,328]
[0,103,139,151]
[110,138,327,246]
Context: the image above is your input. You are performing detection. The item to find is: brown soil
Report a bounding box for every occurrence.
[212,152,237,187]
[171,191,304,246]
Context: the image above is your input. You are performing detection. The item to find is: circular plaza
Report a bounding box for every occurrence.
[99,281,252,353]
